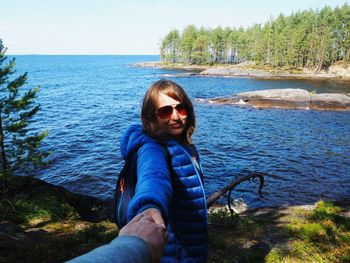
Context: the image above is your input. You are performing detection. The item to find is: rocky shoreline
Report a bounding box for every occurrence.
[135,62,350,111]
[133,61,350,81]
[199,88,350,111]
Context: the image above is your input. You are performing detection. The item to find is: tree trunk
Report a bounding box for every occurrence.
[0,111,8,178]
[344,48,350,66]
[316,44,326,73]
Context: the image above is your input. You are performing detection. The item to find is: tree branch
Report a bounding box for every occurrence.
[206,172,271,209]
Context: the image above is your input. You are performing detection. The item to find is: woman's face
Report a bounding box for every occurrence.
[156,92,187,138]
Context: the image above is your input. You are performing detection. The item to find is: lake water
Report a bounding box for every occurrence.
[12,55,350,208]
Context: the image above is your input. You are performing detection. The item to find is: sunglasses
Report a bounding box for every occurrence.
[156,103,188,119]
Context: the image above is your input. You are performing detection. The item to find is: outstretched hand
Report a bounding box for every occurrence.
[140,208,166,229]
[119,213,168,263]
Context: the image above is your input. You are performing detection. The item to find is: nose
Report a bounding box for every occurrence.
[171,108,180,119]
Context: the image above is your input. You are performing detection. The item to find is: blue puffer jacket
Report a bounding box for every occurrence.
[120,124,208,263]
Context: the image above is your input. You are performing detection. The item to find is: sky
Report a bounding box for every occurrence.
[1,0,349,55]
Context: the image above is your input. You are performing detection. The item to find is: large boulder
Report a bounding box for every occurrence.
[205,89,350,111]
[310,93,350,110]
[237,89,311,109]
[200,67,273,78]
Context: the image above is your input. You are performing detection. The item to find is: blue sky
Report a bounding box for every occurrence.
[1,0,348,55]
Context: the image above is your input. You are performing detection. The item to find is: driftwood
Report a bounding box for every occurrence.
[206,172,269,209]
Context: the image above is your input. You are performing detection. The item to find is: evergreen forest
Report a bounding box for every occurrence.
[160,4,350,72]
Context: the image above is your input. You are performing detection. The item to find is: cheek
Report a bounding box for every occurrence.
[156,117,168,128]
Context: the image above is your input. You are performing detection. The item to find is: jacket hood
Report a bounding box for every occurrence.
[120,124,158,160]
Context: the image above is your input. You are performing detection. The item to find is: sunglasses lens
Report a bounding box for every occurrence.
[157,105,173,119]
[175,104,187,116]
[157,104,188,119]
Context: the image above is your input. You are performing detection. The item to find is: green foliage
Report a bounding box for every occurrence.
[0,176,118,262]
[0,39,48,177]
[0,194,78,224]
[342,249,350,262]
[208,201,349,263]
[208,206,262,238]
[180,25,197,64]
[0,217,117,262]
[287,222,328,242]
[160,29,181,63]
[309,90,317,96]
[160,4,350,69]
[265,248,288,263]
[1,195,113,262]
[277,200,350,262]
[311,200,342,221]
[208,230,228,250]
[208,207,236,225]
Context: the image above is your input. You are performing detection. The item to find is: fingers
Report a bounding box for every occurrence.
[128,213,145,224]
[151,210,165,228]
[141,208,166,229]
[119,211,168,263]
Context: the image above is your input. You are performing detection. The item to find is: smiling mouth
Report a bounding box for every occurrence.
[170,123,183,129]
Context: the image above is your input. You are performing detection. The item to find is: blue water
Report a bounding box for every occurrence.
[11,55,350,208]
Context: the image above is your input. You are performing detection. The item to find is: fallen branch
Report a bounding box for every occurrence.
[206,172,269,209]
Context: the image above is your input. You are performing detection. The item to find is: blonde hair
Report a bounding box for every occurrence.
[141,79,195,144]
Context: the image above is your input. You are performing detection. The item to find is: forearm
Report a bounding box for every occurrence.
[66,236,150,263]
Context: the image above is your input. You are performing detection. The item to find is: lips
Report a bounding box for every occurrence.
[170,123,183,129]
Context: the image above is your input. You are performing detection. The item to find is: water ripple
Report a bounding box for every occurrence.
[12,55,350,206]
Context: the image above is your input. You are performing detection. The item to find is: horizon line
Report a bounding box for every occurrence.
[7,53,160,56]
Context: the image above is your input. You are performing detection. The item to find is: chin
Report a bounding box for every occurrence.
[169,129,185,138]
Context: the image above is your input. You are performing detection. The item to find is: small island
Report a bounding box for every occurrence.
[137,4,350,83]
[134,61,350,81]
[198,88,350,111]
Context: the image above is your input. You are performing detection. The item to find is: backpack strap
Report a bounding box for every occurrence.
[113,148,138,228]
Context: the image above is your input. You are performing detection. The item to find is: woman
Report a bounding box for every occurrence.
[120,79,208,262]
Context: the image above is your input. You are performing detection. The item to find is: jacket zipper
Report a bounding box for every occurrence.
[180,145,208,213]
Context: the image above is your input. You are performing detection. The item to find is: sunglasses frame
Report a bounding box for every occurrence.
[156,103,187,119]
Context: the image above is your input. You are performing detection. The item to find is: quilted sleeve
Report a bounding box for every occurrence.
[126,142,172,224]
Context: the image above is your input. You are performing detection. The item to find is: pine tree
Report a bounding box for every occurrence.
[0,40,48,179]
[192,27,211,64]
[161,4,348,69]
[160,30,181,63]
[180,25,197,64]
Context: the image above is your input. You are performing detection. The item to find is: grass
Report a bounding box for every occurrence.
[1,176,349,263]
[207,201,350,263]
[309,90,317,95]
[0,178,118,263]
[208,206,268,262]
[1,194,79,224]
[282,201,350,262]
